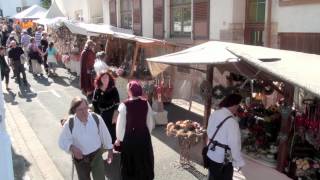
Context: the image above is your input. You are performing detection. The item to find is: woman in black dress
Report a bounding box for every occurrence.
[92,71,120,143]
[115,80,155,180]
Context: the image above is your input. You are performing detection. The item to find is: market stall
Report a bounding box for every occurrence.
[12,5,47,30]
[147,41,320,180]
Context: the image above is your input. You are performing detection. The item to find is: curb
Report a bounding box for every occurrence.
[6,103,64,180]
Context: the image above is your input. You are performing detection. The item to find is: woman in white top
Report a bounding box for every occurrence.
[206,94,245,180]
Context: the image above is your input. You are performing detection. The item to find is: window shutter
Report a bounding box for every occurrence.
[133,0,142,35]
[153,0,164,39]
[109,0,117,27]
[279,33,320,55]
[193,0,209,40]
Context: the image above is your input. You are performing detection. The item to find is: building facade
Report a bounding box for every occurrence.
[55,0,103,23]
[0,0,41,17]
[100,0,320,54]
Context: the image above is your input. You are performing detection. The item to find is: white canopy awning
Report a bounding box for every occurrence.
[147,41,238,64]
[33,17,67,26]
[13,5,47,19]
[147,40,320,98]
[227,44,320,98]
[63,21,99,36]
[44,0,65,18]
[146,41,239,77]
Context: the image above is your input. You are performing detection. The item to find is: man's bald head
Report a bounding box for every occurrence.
[10,40,16,48]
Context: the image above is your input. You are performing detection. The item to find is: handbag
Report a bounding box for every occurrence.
[202,115,232,168]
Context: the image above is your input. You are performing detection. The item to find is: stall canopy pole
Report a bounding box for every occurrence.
[277,83,294,172]
[130,44,140,77]
[204,65,214,128]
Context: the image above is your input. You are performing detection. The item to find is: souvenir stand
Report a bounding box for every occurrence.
[228,45,320,180]
[47,24,87,76]
[12,5,47,30]
[148,41,320,179]
[103,34,184,125]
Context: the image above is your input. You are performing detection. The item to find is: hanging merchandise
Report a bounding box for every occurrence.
[211,85,225,99]
[153,75,173,103]
[239,100,282,166]
[200,80,212,100]
[118,42,133,77]
[287,98,320,180]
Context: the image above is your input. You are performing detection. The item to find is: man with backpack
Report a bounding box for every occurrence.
[59,97,113,180]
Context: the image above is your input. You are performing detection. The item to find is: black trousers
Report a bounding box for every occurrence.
[1,69,9,85]
[12,62,27,83]
[207,159,233,180]
[43,54,48,72]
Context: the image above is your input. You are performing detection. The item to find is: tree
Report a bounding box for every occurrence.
[41,0,52,9]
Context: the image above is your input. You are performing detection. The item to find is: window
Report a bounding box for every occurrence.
[247,0,266,23]
[170,0,192,37]
[120,0,133,29]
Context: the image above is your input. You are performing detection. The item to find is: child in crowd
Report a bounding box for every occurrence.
[46,42,58,76]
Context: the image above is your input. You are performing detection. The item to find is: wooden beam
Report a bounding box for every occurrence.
[204,65,214,128]
[130,44,140,77]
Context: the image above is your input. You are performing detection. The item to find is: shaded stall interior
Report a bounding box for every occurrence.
[105,34,185,81]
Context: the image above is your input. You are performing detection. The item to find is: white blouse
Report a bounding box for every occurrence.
[59,113,113,155]
[207,107,245,168]
[116,98,154,141]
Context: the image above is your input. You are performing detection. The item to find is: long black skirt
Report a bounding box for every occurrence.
[101,110,116,143]
[121,128,154,180]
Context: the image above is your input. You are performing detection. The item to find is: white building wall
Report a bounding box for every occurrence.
[25,0,41,7]
[56,0,89,22]
[88,0,103,23]
[210,0,233,40]
[272,1,320,33]
[164,0,170,39]
[0,0,41,17]
[142,0,153,38]
[210,0,245,41]
[103,0,110,24]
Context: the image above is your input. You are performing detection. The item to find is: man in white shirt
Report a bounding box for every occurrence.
[206,94,245,180]
[59,97,113,180]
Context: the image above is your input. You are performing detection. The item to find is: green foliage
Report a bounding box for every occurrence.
[41,0,52,9]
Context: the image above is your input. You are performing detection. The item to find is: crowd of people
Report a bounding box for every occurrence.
[0,19,59,90]
[0,19,246,180]
[57,38,155,180]
[56,39,245,180]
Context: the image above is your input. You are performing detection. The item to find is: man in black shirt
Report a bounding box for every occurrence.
[8,41,27,85]
[40,32,48,74]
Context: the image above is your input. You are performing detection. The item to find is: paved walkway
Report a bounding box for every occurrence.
[4,65,290,180]
[3,67,211,180]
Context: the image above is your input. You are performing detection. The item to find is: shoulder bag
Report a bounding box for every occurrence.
[202,115,232,168]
